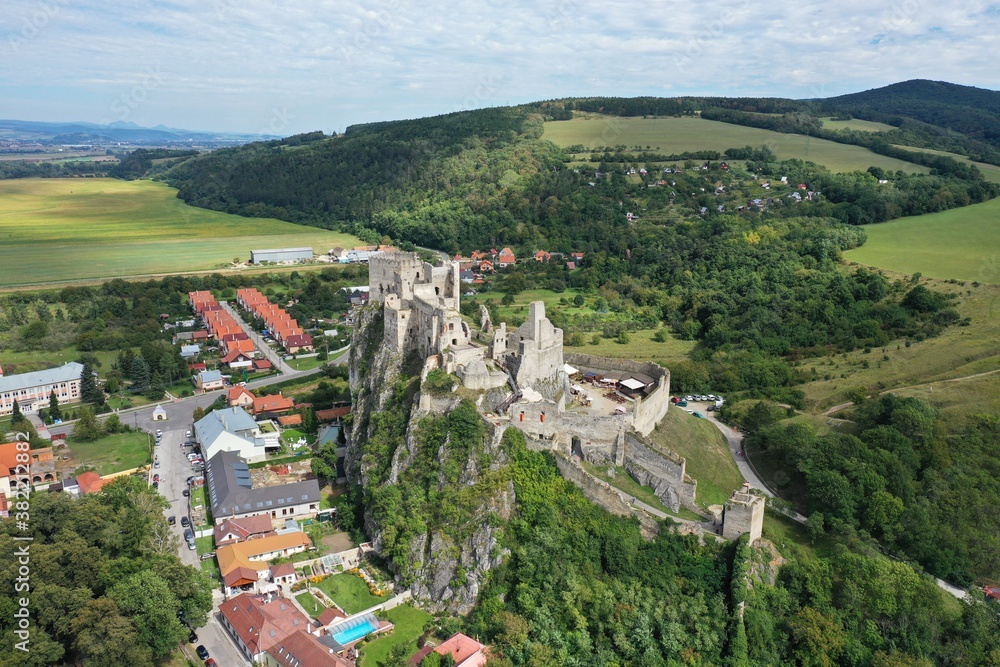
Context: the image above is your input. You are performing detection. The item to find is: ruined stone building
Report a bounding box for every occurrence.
[368,253,473,359]
[722,485,765,543]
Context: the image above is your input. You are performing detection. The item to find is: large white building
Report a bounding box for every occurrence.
[0,362,83,416]
[194,407,280,463]
[250,248,314,264]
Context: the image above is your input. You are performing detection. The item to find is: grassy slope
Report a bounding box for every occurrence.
[843,197,1000,282]
[0,178,361,287]
[819,117,898,132]
[647,407,744,508]
[796,277,1000,425]
[542,116,929,174]
[890,145,1000,183]
[359,605,434,667]
[569,328,697,365]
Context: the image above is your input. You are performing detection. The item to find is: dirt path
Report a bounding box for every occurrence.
[822,367,1000,416]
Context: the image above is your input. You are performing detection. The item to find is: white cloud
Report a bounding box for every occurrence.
[0,0,997,132]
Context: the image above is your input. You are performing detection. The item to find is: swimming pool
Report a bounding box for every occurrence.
[332,619,377,645]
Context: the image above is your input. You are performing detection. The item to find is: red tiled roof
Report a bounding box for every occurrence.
[269,629,352,667]
[222,349,253,365]
[220,594,315,657]
[254,394,295,415]
[76,470,107,495]
[253,359,273,370]
[214,515,274,546]
[315,406,351,421]
[317,607,347,627]
[189,362,207,371]
[284,334,313,348]
[0,442,21,477]
[228,386,256,403]
[434,633,488,666]
[498,247,515,263]
[269,563,296,578]
[223,566,261,587]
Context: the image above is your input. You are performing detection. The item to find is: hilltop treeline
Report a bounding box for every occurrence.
[0,160,113,179]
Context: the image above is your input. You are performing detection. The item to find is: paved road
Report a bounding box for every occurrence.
[219,300,295,374]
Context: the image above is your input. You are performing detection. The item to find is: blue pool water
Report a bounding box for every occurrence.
[333,620,377,645]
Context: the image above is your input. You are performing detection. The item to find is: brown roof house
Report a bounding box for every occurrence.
[219,593,320,663]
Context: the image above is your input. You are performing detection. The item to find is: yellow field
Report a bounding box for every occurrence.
[542,116,929,174]
[0,178,360,287]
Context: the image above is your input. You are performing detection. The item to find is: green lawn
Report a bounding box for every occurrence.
[360,605,434,667]
[286,356,326,371]
[648,408,744,509]
[569,328,697,366]
[195,535,214,556]
[190,485,207,511]
[543,116,928,174]
[0,347,120,374]
[316,573,386,615]
[844,196,1000,282]
[890,145,1000,183]
[0,178,362,287]
[67,431,151,475]
[296,591,327,617]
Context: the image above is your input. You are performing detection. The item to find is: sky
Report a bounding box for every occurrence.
[2,0,999,135]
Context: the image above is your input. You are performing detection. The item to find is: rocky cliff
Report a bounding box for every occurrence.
[346,305,514,614]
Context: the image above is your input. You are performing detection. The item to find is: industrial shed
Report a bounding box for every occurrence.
[250,247,314,264]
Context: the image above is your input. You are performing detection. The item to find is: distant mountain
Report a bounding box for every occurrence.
[0,119,280,144]
[818,79,1000,146]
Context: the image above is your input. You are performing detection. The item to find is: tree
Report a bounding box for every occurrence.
[573,293,585,307]
[616,331,630,344]
[48,390,62,422]
[104,413,125,434]
[130,356,151,394]
[788,607,846,667]
[11,398,22,421]
[384,642,412,667]
[192,406,206,422]
[70,598,152,667]
[806,512,826,543]
[107,570,186,658]
[73,406,105,441]
[653,328,669,342]
[79,361,104,405]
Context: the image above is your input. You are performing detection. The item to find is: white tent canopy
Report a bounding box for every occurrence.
[620,378,646,391]
[563,363,579,376]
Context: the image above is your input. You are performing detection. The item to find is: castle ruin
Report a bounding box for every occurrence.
[722,485,765,544]
[371,252,695,512]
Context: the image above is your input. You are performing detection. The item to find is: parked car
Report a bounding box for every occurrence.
[670,396,681,404]
[181,516,190,528]
[188,628,198,643]
[153,474,159,482]
[199,552,215,561]
[205,659,218,667]
[196,645,209,660]
[677,400,688,407]
[684,409,694,414]
[152,481,159,490]
[684,395,694,402]
[154,460,160,469]
[168,515,176,525]
[156,429,162,436]
[692,411,705,419]
[182,489,190,497]
[707,405,716,412]
[186,431,192,438]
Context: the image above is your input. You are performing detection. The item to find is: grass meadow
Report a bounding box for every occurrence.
[795,278,1000,424]
[67,431,151,475]
[843,196,1000,282]
[316,573,384,615]
[542,116,928,174]
[819,117,897,132]
[0,178,361,287]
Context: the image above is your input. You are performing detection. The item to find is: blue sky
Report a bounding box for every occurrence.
[2,0,999,135]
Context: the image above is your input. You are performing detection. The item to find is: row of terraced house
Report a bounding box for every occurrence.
[236,288,314,354]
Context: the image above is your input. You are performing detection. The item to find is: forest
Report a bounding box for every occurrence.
[747,394,1000,587]
[0,476,214,667]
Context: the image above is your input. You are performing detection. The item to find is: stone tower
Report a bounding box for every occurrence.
[722,484,765,544]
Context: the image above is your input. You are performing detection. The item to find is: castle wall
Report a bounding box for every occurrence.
[508,302,563,388]
[369,253,423,303]
[622,432,697,509]
[509,401,626,453]
[553,453,659,535]
[564,353,671,436]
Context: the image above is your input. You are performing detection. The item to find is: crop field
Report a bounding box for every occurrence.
[542,116,929,174]
[843,197,1000,282]
[0,178,361,287]
[820,117,897,132]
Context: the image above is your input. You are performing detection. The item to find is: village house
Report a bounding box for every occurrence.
[410,633,489,667]
[196,408,279,463]
[217,532,313,596]
[534,250,551,262]
[219,593,320,663]
[228,386,256,410]
[222,350,255,370]
[196,369,225,392]
[266,629,353,667]
[253,393,295,417]
[214,514,276,547]
[497,247,516,268]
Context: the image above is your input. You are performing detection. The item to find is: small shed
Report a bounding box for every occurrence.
[619,378,648,397]
[152,405,168,421]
